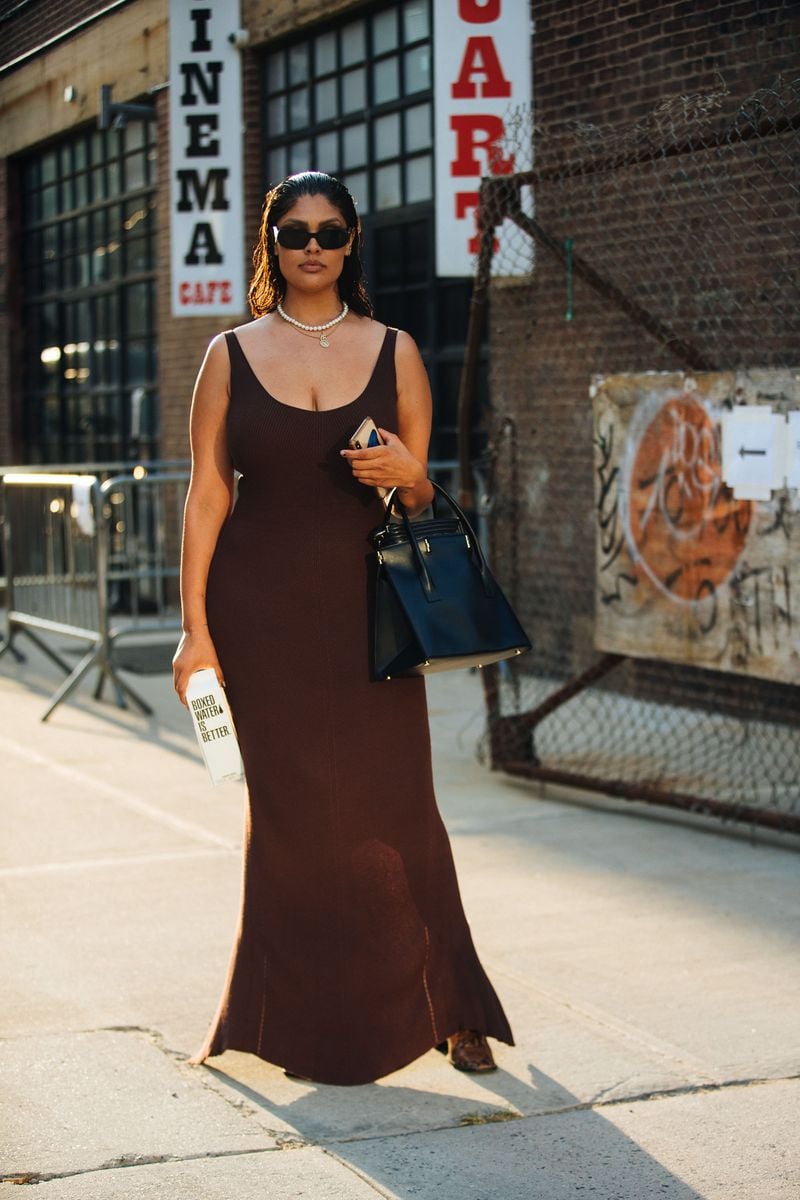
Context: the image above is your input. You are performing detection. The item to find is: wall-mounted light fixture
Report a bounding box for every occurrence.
[98,83,156,131]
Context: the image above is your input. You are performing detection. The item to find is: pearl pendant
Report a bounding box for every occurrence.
[319,333,330,347]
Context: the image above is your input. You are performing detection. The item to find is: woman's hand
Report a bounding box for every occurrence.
[340,428,425,492]
[340,332,435,516]
[172,628,225,707]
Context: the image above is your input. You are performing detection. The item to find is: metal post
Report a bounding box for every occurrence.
[456,178,507,509]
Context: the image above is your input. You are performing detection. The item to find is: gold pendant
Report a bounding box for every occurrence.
[319,333,330,347]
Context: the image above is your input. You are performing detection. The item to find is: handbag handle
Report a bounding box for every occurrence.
[381,482,495,598]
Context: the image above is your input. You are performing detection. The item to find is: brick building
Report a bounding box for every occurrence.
[0,0,513,469]
[0,0,795,469]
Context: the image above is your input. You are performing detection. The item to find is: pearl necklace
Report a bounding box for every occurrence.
[277,301,349,347]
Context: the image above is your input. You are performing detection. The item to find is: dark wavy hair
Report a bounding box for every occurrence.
[248,171,373,319]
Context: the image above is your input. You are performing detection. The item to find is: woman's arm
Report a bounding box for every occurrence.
[340,329,435,517]
[391,330,436,516]
[172,334,235,705]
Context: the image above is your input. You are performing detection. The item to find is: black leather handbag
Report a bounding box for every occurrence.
[369,482,531,679]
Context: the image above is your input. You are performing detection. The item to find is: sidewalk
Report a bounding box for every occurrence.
[1,641,798,1198]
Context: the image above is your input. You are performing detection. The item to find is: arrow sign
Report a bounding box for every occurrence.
[721,405,783,499]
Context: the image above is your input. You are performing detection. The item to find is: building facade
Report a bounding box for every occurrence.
[1,0,524,467]
[2,0,798,811]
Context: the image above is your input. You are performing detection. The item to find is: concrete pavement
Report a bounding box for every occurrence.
[1,638,799,1198]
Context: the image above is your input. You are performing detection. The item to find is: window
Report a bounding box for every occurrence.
[262,1,486,463]
[20,119,158,462]
[264,1,432,215]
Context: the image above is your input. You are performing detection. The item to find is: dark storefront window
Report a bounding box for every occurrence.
[19,120,158,463]
[263,0,486,462]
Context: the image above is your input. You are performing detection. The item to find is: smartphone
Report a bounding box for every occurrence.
[348,417,388,501]
[348,416,382,450]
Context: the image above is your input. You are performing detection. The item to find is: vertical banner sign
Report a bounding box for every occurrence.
[169,1,245,316]
[434,0,532,278]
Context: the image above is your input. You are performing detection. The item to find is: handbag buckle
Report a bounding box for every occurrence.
[465,533,471,549]
[423,538,431,553]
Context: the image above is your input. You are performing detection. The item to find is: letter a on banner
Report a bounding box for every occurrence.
[433,0,532,278]
[169,0,245,315]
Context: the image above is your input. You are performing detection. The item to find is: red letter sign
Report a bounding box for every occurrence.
[435,0,531,276]
[451,37,512,99]
[458,0,501,22]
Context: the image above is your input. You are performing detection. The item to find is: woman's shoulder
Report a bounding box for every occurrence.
[199,330,232,368]
[391,326,423,363]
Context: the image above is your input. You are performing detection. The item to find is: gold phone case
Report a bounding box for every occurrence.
[348,416,380,450]
[348,417,388,500]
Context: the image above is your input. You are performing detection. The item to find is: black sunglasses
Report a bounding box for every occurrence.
[273,225,350,250]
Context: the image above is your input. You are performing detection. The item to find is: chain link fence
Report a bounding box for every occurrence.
[463,74,800,833]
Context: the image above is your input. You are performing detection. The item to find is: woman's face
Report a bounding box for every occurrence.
[273,193,353,296]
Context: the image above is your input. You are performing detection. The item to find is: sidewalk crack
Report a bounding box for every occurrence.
[1,1145,311,1187]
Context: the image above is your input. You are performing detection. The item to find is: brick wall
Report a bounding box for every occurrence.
[0,0,168,158]
[488,0,800,720]
[242,0,358,45]
[0,0,123,69]
[532,0,799,133]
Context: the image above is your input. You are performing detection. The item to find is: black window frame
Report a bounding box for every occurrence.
[18,116,158,464]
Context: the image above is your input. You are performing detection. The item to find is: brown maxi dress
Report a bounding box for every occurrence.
[189,324,514,1085]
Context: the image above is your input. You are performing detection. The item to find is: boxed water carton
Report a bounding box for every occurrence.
[186,668,243,785]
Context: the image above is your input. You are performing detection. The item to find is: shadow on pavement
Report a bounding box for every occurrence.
[199,1057,702,1199]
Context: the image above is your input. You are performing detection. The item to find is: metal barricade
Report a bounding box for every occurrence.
[0,461,482,722]
[0,468,189,720]
[0,460,190,591]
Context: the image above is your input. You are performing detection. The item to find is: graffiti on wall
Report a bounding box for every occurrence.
[593,370,799,684]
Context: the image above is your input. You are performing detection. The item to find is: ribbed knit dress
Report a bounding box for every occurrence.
[188,324,514,1084]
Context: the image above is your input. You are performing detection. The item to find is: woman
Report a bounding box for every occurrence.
[173,171,514,1085]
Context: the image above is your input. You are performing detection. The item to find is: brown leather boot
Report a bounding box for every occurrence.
[446,1029,497,1072]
